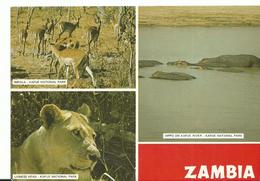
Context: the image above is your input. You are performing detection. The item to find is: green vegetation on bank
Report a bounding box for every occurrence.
[139,6,260,27]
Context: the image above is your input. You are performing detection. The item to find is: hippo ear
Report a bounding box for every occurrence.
[40,104,63,129]
[77,103,92,118]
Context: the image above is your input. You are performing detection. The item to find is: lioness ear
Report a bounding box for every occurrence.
[77,103,92,118]
[40,104,63,129]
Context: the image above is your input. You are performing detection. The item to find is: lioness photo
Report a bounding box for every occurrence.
[13,104,100,180]
[12,92,135,181]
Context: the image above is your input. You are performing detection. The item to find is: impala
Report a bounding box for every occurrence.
[87,15,101,51]
[50,43,96,87]
[58,15,81,40]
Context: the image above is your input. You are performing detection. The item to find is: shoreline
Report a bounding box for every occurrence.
[139,6,260,27]
[139,24,260,27]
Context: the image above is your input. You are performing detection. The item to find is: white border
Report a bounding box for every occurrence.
[135,6,139,181]
[2,0,260,180]
[5,0,260,6]
[139,142,260,144]
[11,88,136,92]
[0,1,11,179]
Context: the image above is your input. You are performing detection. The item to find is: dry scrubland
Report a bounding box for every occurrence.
[11,7,135,88]
[139,6,260,27]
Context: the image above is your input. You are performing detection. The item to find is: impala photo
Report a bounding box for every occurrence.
[11,7,136,88]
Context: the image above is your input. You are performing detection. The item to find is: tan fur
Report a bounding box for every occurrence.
[51,45,96,87]
[13,104,100,181]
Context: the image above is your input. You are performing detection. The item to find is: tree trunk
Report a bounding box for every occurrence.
[67,7,71,21]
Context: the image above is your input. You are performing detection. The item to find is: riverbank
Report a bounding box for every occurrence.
[139,6,260,27]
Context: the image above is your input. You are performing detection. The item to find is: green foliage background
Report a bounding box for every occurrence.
[11,92,135,181]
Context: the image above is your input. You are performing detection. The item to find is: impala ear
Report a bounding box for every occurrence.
[40,104,63,129]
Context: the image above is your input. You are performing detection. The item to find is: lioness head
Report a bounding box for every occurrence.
[39,104,100,178]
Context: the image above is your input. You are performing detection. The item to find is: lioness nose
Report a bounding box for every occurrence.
[87,145,100,161]
[89,154,99,162]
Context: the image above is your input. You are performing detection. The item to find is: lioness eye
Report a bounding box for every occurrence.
[72,129,81,139]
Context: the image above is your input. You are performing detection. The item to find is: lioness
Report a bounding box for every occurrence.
[13,104,100,181]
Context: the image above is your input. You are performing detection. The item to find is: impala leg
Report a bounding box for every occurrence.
[18,35,22,54]
[41,39,44,56]
[85,66,96,87]
[33,36,37,57]
[88,39,93,52]
[37,39,42,58]
[57,63,64,79]
[73,65,80,79]
[22,39,26,56]
[65,65,70,88]
[21,32,27,56]
[56,62,63,89]
[58,31,64,41]
[65,65,70,80]
[71,64,79,88]
[54,60,59,74]
[94,41,97,50]
[49,58,54,75]
[71,64,78,79]
[51,29,54,40]
[43,39,46,56]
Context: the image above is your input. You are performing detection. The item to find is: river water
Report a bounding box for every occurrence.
[139,27,260,142]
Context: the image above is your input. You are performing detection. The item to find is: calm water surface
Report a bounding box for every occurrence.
[139,27,260,142]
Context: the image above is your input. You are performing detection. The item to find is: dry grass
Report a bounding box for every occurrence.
[139,6,260,27]
[11,7,135,88]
